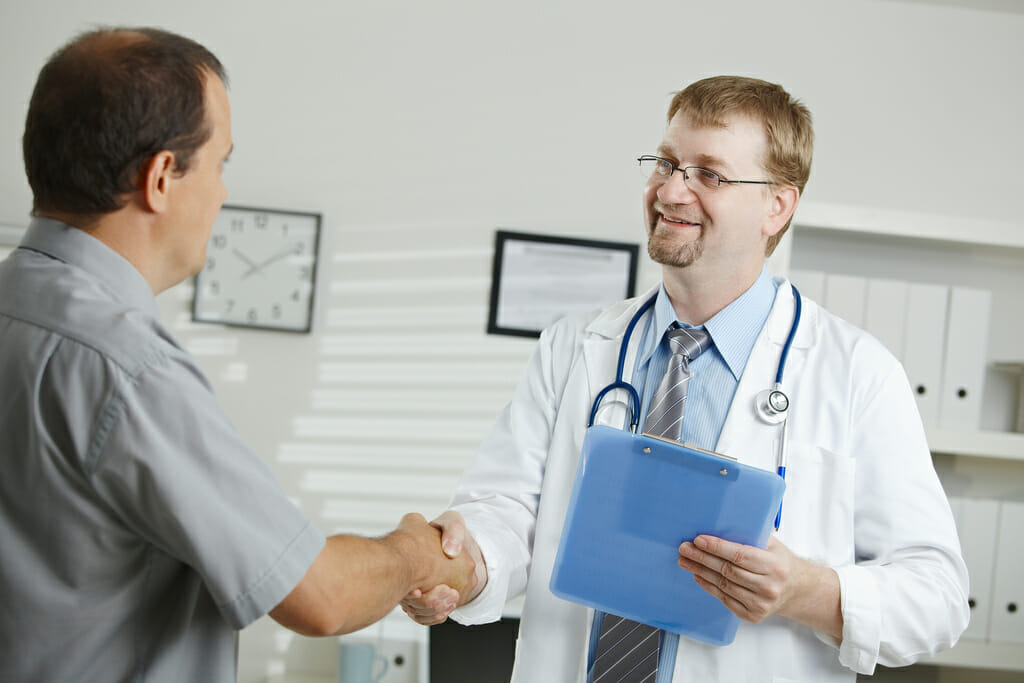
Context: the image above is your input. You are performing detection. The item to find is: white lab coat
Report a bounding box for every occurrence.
[450,279,969,683]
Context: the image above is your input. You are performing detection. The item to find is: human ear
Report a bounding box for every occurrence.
[764,185,799,238]
[140,151,176,213]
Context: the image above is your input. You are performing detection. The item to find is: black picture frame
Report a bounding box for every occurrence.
[487,230,639,338]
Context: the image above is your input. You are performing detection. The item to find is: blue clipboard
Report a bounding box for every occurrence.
[549,425,786,646]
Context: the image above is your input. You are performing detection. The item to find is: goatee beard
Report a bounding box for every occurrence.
[647,225,703,268]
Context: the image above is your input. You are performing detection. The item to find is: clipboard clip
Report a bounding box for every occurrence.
[640,433,739,462]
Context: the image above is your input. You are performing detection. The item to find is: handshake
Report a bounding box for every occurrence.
[270,510,483,636]
[394,510,483,626]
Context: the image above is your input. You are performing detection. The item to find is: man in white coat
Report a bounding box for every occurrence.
[402,76,969,682]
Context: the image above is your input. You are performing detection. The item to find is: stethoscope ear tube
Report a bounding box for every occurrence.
[588,380,641,432]
[588,294,658,431]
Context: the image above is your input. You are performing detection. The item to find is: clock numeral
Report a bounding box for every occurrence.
[291,290,301,301]
[255,213,269,229]
[281,222,289,235]
[211,234,227,249]
[224,299,235,314]
[205,256,216,271]
[230,218,244,232]
[247,308,259,323]
[300,266,311,280]
[271,304,282,319]
[293,241,305,256]
[209,280,220,296]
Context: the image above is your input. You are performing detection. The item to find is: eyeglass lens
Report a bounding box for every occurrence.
[638,157,721,191]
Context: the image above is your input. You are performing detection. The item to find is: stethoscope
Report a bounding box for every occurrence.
[587,284,802,529]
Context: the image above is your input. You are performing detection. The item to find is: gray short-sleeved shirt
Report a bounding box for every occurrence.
[0,218,326,682]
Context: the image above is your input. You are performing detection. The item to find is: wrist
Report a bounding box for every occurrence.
[781,561,842,639]
[380,526,431,592]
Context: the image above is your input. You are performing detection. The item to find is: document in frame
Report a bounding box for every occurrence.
[549,425,786,646]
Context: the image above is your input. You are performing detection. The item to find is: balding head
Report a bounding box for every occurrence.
[23,27,228,219]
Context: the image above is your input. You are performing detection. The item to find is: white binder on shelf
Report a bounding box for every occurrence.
[823,274,867,328]
[949,496,999,641]
[902,282,949,428]
[989,501,1024,644]
[788,268,825,304]
[939,286,992,431]
[864,278,908,361]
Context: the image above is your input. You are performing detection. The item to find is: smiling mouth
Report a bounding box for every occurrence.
[659,214,700,228]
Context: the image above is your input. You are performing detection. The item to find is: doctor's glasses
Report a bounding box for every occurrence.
[638,155,773,193]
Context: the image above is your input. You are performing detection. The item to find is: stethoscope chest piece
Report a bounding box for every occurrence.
[755,384,790,424]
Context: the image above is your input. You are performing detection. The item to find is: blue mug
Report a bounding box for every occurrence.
[338,641,388,683]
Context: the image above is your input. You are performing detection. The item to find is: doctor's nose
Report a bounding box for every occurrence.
[656,169,700,204]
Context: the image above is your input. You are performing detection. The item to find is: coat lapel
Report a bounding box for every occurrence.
[581,285,659,431]
[716,279,816,471]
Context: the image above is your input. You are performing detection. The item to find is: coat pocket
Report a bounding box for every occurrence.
[777,442,856,566]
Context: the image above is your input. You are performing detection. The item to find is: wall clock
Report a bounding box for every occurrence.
[192,205,322,333]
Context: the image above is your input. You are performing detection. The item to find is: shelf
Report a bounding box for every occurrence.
[793,201,1024,251]
[924,640,1024,672]
[927,429,1024,461]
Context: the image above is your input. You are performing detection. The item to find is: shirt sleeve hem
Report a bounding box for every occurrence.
[219,521,327,629]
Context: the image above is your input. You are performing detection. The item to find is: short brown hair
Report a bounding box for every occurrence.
[23,27,228,218]
[667,76,813,255]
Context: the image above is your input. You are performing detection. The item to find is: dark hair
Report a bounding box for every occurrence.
[23,27,228,217]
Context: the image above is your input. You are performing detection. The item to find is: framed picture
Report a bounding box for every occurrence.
[487,230,639,338]
[192,205,322,333]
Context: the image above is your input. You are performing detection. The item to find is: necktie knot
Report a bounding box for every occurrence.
[665,324,712,362]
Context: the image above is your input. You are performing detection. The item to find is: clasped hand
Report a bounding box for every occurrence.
[392,512,479,611]
[400,511,486,626]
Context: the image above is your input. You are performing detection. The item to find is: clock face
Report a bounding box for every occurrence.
[192,206,321,332]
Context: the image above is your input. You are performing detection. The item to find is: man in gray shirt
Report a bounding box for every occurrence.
[0,27,473,682]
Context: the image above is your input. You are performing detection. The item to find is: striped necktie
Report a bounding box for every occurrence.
[643,325,713,441]
[590,324,712,682]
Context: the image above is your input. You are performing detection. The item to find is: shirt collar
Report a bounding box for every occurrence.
[639,268,778,380]
[19,217,160,317]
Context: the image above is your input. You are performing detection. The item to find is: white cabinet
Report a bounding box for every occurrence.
[988,502,1024,644]
[785,201,1024,673]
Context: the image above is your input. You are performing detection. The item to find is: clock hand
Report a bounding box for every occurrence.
[241,245,301,280]
[231,248,264,275]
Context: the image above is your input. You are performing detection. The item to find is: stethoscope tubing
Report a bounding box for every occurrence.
[588,282,802,530]
[588,283,801,430]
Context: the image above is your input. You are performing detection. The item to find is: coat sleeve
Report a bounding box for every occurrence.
[448,316,585,624]
[833,360,970,672]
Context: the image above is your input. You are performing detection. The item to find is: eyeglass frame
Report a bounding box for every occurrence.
[637,155,774,190]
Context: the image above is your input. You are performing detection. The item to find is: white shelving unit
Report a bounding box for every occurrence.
[928,429,1024,462]
[788,201,1024,674]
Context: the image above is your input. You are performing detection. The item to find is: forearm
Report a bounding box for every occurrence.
[270,534,415,636]
[271,514,475,637]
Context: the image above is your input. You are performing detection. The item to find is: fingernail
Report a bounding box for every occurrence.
[694,536,708,549]
[443,540,461,556]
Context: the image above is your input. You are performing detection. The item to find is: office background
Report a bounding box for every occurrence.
[2,1,1023,682]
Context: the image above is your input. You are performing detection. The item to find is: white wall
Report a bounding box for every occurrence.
[2,1,1023,234]
[2,1,1022,682]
